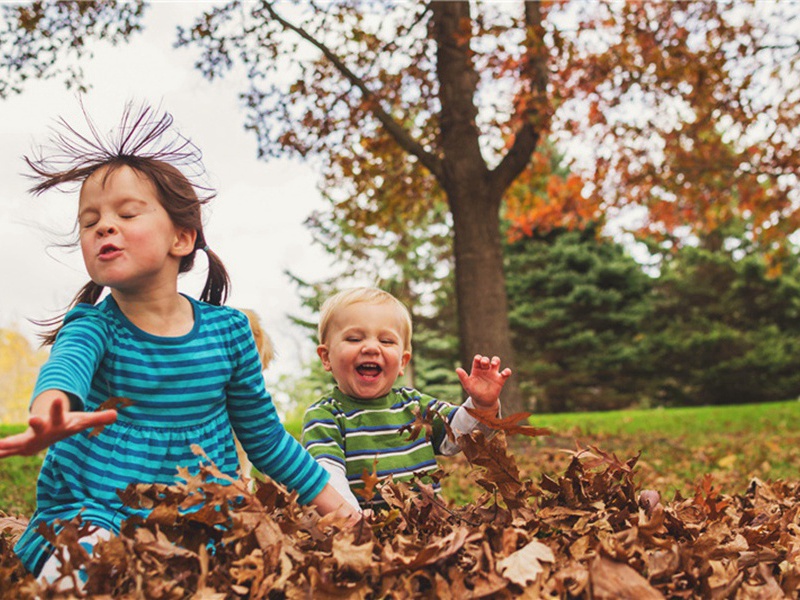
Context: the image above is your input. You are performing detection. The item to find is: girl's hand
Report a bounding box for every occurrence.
[0,397,117,458]
[455,355,512,411]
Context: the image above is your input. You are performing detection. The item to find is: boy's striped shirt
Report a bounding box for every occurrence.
[302,386,461,504]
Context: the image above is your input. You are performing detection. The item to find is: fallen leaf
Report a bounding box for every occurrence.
[496,540,555,586]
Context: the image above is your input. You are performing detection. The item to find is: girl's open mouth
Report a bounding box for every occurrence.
[99,244,122,259]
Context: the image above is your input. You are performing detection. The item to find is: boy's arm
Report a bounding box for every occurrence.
[437,355,512,456]
[309,482,362,524]
[438,397,500,456]
[314,463,362,511]
[455,354,511,412]
[301,402,362,511]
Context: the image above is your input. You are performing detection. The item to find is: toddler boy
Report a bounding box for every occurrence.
[301,287,511,510]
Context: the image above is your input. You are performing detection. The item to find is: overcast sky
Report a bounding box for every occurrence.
[0,4,335,389]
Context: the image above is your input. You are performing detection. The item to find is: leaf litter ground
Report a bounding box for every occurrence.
[1,410,798,598]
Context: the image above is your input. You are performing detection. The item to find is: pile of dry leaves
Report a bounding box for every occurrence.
[1,411,798,598]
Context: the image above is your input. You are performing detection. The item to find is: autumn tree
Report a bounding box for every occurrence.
[2,1,798,413]
[0,327,49,424]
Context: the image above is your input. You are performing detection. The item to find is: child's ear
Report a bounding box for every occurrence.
[317,344,333,372]
[398,349,412,376]
[172,227,197,257]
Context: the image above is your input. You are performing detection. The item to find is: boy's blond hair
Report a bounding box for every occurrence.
[240,308,275,370]
[318,287,413,350]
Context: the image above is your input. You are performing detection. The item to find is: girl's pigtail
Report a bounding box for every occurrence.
[37,281,105,346]
[200,248,230,306]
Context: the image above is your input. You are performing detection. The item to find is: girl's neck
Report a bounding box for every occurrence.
[110,287,194,337]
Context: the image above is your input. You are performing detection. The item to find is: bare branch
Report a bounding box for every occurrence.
[263,1,443,180]
[490,1,548,195]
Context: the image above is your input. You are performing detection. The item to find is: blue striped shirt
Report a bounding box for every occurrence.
[15,295,329,574]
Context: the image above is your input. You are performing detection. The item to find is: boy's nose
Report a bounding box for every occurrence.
[361,341,379,354]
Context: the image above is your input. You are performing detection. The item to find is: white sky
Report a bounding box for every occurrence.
[0,4,333,387]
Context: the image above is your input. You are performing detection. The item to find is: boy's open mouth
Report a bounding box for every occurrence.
[99,244,121,256]
[356,362,382,377]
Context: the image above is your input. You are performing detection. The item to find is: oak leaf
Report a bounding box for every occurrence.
[496,539,555,586]
[89,395,134,437]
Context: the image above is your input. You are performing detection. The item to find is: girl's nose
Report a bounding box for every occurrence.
[96,221,116,236]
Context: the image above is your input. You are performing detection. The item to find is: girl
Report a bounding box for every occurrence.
[0,103,358,586]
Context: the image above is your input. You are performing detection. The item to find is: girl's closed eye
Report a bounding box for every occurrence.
[79,214,99,229]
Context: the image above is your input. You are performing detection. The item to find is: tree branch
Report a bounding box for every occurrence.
[490,1,548,195]
[263,1,443,180]
[431,1,488,189]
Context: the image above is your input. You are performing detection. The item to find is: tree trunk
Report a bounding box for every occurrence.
[449,185,525,414]
[433,1,525,413]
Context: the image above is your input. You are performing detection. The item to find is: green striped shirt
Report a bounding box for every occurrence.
[302,387,462,505]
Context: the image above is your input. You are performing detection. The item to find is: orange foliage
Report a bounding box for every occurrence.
[504,151,602,242]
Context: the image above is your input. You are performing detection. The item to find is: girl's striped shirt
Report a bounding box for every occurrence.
[15,294,328,575]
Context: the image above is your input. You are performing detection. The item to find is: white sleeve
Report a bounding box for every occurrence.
[318,458,362,512]
[439,397,501,456]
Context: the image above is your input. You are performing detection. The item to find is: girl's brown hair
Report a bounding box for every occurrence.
[28,102,230,345]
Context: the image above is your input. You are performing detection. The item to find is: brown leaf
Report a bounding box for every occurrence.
[496,540,555,586]
[89,396,134,437]
[397,406,434,442]
[464,406,553,438]
[458,430,529,508]
[332,533,374,572]
[589,556,665,600]
[355,457,380,502]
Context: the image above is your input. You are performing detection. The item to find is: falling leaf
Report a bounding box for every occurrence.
[89,396,134,437]
[397,406,435,442]
[464,406,553,438]
[332,533,374,571]
[355,457,381,502]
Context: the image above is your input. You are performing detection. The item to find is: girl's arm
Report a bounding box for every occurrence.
[0,391,117,458]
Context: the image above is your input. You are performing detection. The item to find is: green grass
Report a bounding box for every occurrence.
[0,424,43,516]
[528,399,799,437]
[4,401,799,516]
[515,400,800,499]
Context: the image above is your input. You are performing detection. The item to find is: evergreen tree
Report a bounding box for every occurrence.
[505,227,654,412]
[643,245,800,406]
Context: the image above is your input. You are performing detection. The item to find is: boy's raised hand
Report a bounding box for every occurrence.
[455,354,512,411]
[0,396,117,458]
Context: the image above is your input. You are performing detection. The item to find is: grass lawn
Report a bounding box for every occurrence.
[2,400,799,516]
[0,424,41,516]
[437,400,800,504]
